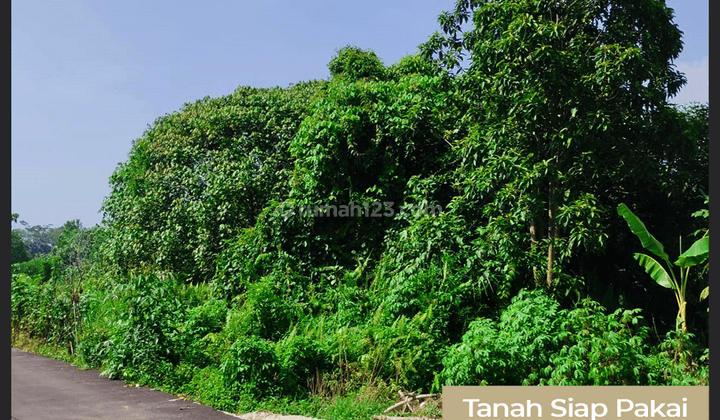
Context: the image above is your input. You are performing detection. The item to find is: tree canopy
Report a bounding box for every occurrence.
[99,1,707,333]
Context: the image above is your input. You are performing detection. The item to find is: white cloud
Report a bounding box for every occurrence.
[671,57,709,105]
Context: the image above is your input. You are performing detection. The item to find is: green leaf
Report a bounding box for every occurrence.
[617,203,670,262]
[700,286,709,301]
[633,253,674,289]
[674,235,709,268]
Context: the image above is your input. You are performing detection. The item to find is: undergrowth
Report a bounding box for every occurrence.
[12,267,707,420]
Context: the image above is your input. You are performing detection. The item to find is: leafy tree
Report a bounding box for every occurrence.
[422,0,688,291]
[52,220,82,260]
[102,82,324,282]
[211,49,464,295]
[56,223,109,285]
[328,45,387,81]
[11,213,31,264]
[13,219,58,257]
[277,49,461,270]
[11,232,31,264]
[650,102,710,235]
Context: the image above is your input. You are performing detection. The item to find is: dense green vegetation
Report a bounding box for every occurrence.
[12,1,708,419]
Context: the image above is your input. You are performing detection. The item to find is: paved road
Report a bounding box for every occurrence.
[11,347,242,420]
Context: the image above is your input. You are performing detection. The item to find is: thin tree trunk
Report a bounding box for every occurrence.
[546,176,557,289]
[531,217,544,284]
[530,182,545,285]
[530,221,539,281]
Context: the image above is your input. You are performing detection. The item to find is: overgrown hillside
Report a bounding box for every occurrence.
[12,1,709,419]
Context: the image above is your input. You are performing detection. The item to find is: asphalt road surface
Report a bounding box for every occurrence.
[11,347,242,420]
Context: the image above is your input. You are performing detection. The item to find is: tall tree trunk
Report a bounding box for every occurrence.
[531,214,545,284]
[530,221,539,282]
[546,175,557,289]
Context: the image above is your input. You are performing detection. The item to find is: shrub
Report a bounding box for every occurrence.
[542,302,650,385]
[219,336,281,400]
[98,274,184,381]
[74,277,121,368]
[176,298,229,367]
[225,276,299,341]
[646,331,709,385]
[441,289,561,386]
[184,366,237,412]
[361,314,442,392]
[440,289,652,386]
[276,334,333,396]
[11,273,76,346]
[182,299,228,340]
[11,255,62,282]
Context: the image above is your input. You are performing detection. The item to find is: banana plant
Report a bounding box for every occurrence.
[617,203,709,334]
[691,197,710,309]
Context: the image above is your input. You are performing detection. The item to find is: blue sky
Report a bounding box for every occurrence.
[11,0,709,229]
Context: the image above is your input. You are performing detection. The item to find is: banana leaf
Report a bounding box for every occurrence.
[617,203,670,263]
[674,235,709,268]
[633,253,674,289]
